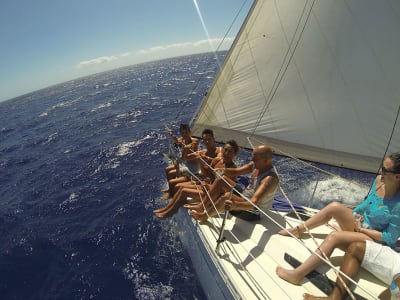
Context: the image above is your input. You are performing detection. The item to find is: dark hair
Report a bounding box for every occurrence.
[202,129,214,137]
[226,139,239,154]
[388,152,400,172]
[179,124,190,132]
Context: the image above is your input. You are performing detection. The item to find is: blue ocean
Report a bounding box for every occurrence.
[0,51,374,300]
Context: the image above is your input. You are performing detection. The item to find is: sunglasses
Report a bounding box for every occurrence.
[381,166,399,175]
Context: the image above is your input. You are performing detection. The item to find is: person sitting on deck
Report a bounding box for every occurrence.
[164,128,223,198]
[154,140,239,218]
[276,152,400,286]
[303,240,400,300]
[164,123,199,182]
[163,124,199,198]
[188,144,279,222]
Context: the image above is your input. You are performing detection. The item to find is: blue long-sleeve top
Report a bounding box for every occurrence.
[353,178,400,248]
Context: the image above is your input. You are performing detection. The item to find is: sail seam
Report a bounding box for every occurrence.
[250,0,316,137]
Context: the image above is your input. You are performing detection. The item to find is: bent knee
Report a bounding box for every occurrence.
[325,231,341,242]
[327,201,344,210]
[348,241,366,257]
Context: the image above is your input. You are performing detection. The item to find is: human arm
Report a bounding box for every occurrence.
[355,204,400,247]
[352,177,378,215]
[226,173,278,211]
[381,207,400,247]
[222,161,254,178]
[356,227,384,242]
[182,138,200,161]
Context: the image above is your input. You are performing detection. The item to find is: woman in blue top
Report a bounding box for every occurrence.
[276,152,400,285]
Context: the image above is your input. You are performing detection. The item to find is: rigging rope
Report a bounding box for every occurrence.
[366,104,400,197]
[164,129,376,298]
[222,137,374,297]
[164,0,389,297]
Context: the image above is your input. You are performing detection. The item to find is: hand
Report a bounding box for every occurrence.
[225,199,235,210]
[214,168,224,178]
[214,168,224,177]
[353,213,363,232]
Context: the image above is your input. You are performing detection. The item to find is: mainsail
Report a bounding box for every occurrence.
[191,0,400,172]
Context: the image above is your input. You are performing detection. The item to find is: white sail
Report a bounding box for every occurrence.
[192,0,400,172]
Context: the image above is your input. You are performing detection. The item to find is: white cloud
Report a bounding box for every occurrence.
[120,52,132,57]
[76,37,234,69]
[138,38,234,54]
[77,56,118,68]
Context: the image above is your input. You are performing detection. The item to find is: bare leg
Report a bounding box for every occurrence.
[276,231,372,285]
[303,241,366,300]
[186,176,235,212]
[278,201,355,237]
[174,180,207,195]
[154,188,203,218]
[165,164,175,179]
[161,165,178,194]
[190,192,237,221]
[164,176,188,198]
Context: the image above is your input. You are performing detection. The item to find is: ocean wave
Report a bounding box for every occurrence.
[59,192,80,210]
[91,140,145,174]
[39,97,82,117]
[116,141,143,157]
[91,102,112,112]
[115,111,142,120]
[0,52,227,299]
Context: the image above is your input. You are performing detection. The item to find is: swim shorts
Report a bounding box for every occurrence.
[361,240,400,284]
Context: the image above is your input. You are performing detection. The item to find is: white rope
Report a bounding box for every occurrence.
[166,133,376,298]
[226,136,375,298]
[248,135,366,188]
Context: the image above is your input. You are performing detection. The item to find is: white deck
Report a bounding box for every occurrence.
[177,208,386,299]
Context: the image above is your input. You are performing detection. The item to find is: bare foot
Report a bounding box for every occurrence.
[161,193,170,200]
[184,203,202,211]
[190,210,208,222]
[276,266,302,285]
[278,225,302,239]
[154,212,166,219]
[303,293,331,300]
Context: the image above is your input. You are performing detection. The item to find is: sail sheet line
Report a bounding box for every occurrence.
[275,184,375,300]
[180,140,374,298]
[248,134,367,188]
[174,0,250,127]
[193,0,400,171]
[217,179,374,299]
[378,105,400,172]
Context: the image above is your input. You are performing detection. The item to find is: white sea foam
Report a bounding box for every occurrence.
[292,177,369,208]
[44,132,58,144]
[59,192,79,209]
[39,97,82,117]
[116,140,143,156]
[115,111,142,119]
[91,102,112,112]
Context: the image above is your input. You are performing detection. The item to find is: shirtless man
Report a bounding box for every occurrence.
[164,124,199,182]
[154,140,239,218]
[163,124,200,199]
[166,128,222,198]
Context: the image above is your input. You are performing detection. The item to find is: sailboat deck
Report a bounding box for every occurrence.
[179,208,386,299]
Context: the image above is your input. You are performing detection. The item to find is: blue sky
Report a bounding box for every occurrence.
[0,0,252,102]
